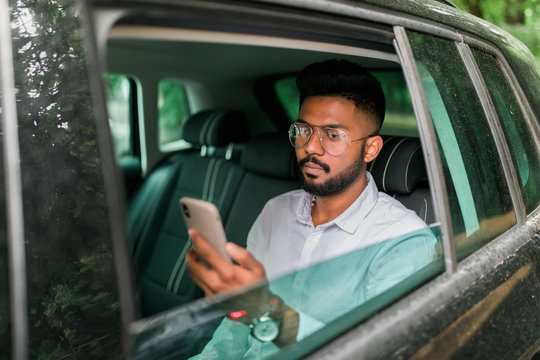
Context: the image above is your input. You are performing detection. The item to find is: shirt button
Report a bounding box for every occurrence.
[296,279,301,286]
[308,238,315,245]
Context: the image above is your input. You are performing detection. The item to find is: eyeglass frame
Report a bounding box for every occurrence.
[288,121,377,156]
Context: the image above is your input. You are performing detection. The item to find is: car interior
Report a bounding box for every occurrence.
[103,21,436,318]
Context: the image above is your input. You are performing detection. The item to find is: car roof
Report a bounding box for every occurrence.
[91,0,533,62]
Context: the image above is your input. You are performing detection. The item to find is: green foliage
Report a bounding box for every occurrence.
[454,0,540,62]
[8,0,121,357]
[158,80,190,145]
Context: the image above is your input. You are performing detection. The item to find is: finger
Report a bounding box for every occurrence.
[186,248,219,295]
[226,243,266,278]
[187,247,240,294]
[189,229,233,270]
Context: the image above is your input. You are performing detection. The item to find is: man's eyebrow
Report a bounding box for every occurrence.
[296,119,350,130]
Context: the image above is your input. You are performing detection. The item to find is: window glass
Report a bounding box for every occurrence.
[0,99,10,357]
[407,32,516,259]
[158,79,190,150]
[10,0,121,357]
[274,70,418,137]
[471,49,540,214]
[131,227,444,359]
[105,74,133,157]
[275,76,299,121]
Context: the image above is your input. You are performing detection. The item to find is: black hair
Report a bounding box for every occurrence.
[296,59,386,133]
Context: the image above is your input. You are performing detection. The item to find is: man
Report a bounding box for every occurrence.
[187,59,437,356]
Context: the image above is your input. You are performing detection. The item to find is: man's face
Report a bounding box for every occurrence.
[296,96,375,197]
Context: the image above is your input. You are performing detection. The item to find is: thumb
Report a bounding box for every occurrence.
[226,243,264,274]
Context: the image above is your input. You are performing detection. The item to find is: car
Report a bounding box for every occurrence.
[1,0,539,358]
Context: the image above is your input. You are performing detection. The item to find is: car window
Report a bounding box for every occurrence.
[471,49,540,214]
[10,0,121,357]
[131,226,444,359]
[158,79,190,151]
[106,73,134,157]
[0,111,10,356]
[274,70,418,137]
[407,32,517,259]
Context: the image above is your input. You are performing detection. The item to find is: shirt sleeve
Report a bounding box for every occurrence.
[363,227,438,300]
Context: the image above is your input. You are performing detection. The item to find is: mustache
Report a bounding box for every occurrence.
[298,156,330,173]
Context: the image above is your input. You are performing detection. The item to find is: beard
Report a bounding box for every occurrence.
[298,146,365,197]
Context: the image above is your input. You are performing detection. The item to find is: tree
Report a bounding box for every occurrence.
[454,0,540,62]
[8,0,121,357]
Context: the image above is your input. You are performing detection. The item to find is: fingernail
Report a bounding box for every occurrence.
[226,242,237,255]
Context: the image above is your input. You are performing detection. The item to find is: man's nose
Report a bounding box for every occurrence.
[304,130,325,155]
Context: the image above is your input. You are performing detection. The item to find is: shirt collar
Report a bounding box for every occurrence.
[295,172,379,232]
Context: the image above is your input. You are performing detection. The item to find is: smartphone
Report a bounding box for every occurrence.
[179,197,231,265]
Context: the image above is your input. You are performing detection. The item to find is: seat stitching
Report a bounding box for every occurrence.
[199,112,218,145]
[382,137,407,193]
[206,111,224,145]
[202,159,217,201]
[404,144,422,193]
[368,136,394,174]
[166,159,216,291]
[173,244,191,294]
[167,237,192,292]
[208,160,222,203]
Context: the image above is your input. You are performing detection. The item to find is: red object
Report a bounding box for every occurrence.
[229,310,248,319]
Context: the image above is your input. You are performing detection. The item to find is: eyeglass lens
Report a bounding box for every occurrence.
[288,123,349,156]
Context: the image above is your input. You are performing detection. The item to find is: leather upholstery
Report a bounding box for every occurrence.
[369,136,428,194]
[241,132,297,180]
[183,109,249,147]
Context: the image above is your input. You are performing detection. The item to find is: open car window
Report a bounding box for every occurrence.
[106,20,446,360]
[130,226,443,359]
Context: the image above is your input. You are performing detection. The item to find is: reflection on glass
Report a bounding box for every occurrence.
[10,0,121,357]
[131,227,443,359]
[407,32,516,259]
[0,103,10,357]
[471,48,540,214]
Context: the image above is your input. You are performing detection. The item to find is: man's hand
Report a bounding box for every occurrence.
[186,229,266,296]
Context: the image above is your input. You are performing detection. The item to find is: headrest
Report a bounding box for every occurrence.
[241,132,297,180]
[183,109,249,147]
[369,136,427,194]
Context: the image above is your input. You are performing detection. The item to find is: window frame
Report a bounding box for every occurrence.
[395,25,536,271]
[0,0,29,357]
[455,42,526,225]
[93,1,540,358]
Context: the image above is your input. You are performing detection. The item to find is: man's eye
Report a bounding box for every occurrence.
[325,129,342,141]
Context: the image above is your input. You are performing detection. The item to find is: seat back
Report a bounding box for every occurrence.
[132,109,249,316]
[369,136,435,224]
[225,132,299,247]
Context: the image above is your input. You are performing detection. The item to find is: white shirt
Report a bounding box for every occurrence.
[248,172,432,279]
[194,172,438,359]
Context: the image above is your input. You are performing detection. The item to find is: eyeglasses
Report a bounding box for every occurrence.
[288,122,374,156]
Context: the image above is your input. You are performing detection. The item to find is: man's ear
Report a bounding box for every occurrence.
[364,135,383,163]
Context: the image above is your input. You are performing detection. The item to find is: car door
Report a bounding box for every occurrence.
[0,0,135,358]
[311,23,540,360]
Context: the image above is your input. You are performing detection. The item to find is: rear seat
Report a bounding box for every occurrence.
[369,136,435,224]
[225,132,298,247]
[130,109,249,316]
[129,117,434,316]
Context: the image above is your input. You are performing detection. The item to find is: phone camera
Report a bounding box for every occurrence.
[182,204,191,218]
